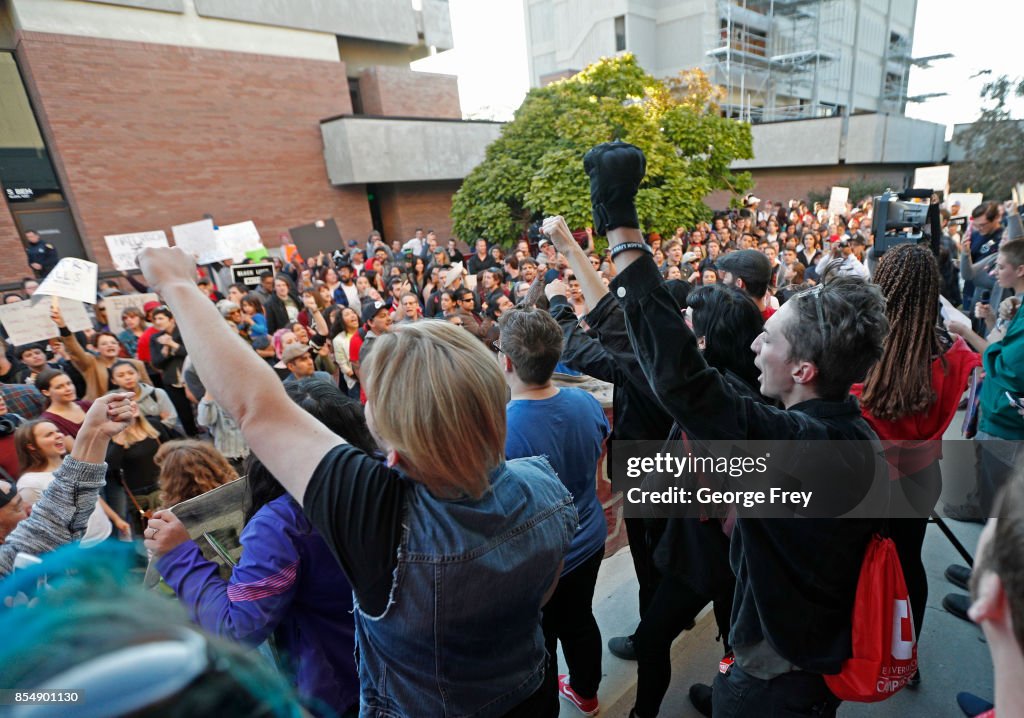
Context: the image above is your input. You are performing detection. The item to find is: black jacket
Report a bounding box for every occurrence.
[264,294,299,335]
[149,327,187,387]
[610,255,882,674]
[548,294,672,444]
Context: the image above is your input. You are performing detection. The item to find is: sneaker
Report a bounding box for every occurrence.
[688,683,713,717]
[945,564,973,592]
[942,593,974,623]
[608,635,637,661]
[557,674,599,716]
[906,669,921,689]
[956,691,994,717]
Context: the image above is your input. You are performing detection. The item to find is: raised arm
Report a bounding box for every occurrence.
[0,394,136,576]
[542,216,609,310]
[139,248,343,504]
[50,305,96,374]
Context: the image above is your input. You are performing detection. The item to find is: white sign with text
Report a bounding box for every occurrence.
[0,299,92,345]
[103,230,169,271]
[35,258,99,304]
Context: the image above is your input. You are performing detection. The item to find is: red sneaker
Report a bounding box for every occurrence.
[558,674,599,716]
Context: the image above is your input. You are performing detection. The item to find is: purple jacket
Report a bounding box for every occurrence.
[157,494,357,715]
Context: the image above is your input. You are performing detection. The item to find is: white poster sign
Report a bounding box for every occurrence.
[172,219,229,265]
[215,221,263,262]
[103,230,169,271]
[104,292,159,332]
[913,165,950,195]
[0,299,92,346]
[35,258,99,304]
[946,192,984,220]
[827,186,850,219]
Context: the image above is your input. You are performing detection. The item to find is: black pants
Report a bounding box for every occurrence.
[165,384,197,437]
[890,517,928,638]
[542,546,604,699]
[713,664,840,718]
[633,572,732,717]
[625,517,664,625]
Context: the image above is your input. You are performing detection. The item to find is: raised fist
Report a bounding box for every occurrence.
[583,141,646,236]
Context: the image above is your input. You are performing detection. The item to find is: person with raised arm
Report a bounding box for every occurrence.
[0,393,136,576]
[138,246,577,718]
[578,141,889,718]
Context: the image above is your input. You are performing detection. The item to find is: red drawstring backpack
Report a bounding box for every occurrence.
[824,534,918,702]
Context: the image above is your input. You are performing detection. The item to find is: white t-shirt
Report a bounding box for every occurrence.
[17,470,112,547]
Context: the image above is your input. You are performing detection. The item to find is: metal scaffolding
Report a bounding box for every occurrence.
[706,0,847,123]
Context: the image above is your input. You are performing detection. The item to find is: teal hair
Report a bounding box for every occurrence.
[0,543,304,717]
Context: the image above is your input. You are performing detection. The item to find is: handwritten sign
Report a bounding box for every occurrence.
[0,299,92,346]
[216,221,263,262]
[35,258,99,304]
[827,186,849,220]
[172,219,228,265]
[230,262,274,289]
[103,230,169,271]
[104,292,159,332]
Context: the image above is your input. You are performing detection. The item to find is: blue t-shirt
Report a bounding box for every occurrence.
[506,387,609,574]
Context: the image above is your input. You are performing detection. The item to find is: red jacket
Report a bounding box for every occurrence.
[851,337,981,474]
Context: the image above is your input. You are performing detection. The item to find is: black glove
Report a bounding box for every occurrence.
[583,141,646,236]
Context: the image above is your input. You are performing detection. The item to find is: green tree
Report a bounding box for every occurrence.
[451,55,754,244]
[949,73,1024,201]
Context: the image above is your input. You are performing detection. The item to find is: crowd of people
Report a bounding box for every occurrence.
[0,140,1022,718]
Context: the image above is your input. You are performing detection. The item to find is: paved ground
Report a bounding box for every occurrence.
[558,518,988,718]
[557,423,992,717]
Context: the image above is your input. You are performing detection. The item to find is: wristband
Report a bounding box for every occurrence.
[608,242,652,262]
[59,326,72,337]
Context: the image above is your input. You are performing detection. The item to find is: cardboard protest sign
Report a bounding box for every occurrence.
[230,262,275,289]
[913,165,950,196]
[35,258,98,304]
[947,192,983,220]
[0,299,92,345]
[827,186,850,220]
[172,219,229,265]
[103,230,169,271]
[104,292,159,332]
[144,476,249,588]
[216,221,263,262]
[1012,183,1024,206]
[288,218,343,259]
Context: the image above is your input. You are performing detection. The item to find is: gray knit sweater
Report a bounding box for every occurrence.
[0,457,107,577]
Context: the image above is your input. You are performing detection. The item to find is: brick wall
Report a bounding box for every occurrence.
[377,180,461,245]
[705,164,912,210]
[0,180,24,286]
[8,32,373,284]
[359,66,461,119]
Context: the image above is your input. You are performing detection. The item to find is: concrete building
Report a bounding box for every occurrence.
[524,0,951,208]
[0,0,501,286]
[525,0,923,122]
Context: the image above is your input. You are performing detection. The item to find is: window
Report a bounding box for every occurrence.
[348,77,364,115]
[614,15,626,52]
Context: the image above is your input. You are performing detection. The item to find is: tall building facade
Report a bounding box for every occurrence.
[525,0,919,122]
[0,0,500,286]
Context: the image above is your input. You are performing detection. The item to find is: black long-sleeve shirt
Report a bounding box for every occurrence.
[609,254,882,674]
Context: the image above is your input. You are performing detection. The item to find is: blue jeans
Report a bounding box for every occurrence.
[975,430,1024,516]
[713,663,840,717]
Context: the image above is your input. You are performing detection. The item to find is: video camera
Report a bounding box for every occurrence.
[871,188,936,256]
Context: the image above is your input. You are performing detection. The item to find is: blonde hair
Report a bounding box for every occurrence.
[113,415,161,448]
[155,440,237,508]
[361,321,505,499]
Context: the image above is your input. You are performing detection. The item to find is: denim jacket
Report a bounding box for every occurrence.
[354,456,577,717]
